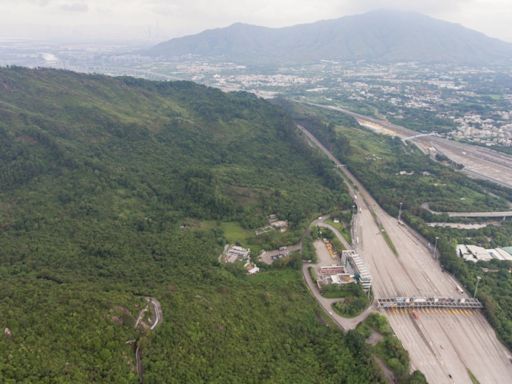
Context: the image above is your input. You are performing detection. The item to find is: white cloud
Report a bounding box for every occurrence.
[59,2,88,12]
[0,0,509,43]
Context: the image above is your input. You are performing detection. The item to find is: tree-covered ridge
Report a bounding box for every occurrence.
[0,67,380,382]
[148,10,512,66]
[0,67,345,225]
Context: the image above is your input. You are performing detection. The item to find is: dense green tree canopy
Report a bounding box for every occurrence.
[0,68,381,383]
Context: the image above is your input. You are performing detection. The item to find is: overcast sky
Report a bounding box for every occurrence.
[0,0,511,44]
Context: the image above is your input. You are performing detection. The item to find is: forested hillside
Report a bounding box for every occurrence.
[0,67,383,383]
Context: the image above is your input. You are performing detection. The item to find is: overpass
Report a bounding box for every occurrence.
[442,211,512,218]
[403,132,436,142]
[377,297,483,310]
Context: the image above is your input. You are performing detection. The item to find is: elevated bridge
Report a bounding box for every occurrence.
[377,297,483,310]
[403,132,436,142]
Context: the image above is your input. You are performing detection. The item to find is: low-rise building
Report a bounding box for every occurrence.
[224,245,251,264]
[247,264,260,275]
[317,265,354,287]
[457,244,512,263]
[271,220,289,232]
[223,245,261,275]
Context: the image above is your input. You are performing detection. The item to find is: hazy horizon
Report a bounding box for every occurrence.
[0,0,511,44]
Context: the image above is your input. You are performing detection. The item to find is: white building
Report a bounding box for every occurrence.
[457,244,512,263]
[342,250,372,291]
[225,245,251,263]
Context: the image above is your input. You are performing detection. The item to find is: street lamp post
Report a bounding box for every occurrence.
[433,236,439,259]
[474,276,482,298]
[398,202,403,222]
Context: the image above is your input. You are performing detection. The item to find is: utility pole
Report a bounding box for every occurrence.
[433,236,439,259]
[474,276,482,298]
[398,201,403,222]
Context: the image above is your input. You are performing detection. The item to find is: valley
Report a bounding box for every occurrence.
[1,6,512,383]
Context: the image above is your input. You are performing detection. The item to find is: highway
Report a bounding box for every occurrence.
[298,124,512,384]
[308,102,512,190]
[422,137,512,189]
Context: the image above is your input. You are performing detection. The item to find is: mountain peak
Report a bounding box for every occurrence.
[147,11,512,65]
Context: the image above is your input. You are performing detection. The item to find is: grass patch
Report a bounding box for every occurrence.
[326,218,352,244]
[328,283,370,317]
[356,313,427,383]
[367,209,399,257]
[381,229,399,257]
[220,222,253,244]
[320,282,364,299]
[467,368,481,384]
[308,266,318,283]
[332,296,369,318]
[302,235,317,262]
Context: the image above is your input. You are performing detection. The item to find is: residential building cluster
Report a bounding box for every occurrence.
[222,245,260,274]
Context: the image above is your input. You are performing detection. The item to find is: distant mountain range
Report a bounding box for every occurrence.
[146,10,512,66]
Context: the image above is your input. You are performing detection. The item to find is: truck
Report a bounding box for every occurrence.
[455,284,464,294]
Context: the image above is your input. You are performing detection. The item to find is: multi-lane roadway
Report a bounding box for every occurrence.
[298,124,512,384]
[308,102,512,190]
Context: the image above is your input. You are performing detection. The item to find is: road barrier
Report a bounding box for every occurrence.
[377,297,483,310]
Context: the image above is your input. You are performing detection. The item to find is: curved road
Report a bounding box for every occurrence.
[302,217,374,330]
[149,298,163,331]
[135,297,163,383]
[302,262,375,331]
[316,221,351,249]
